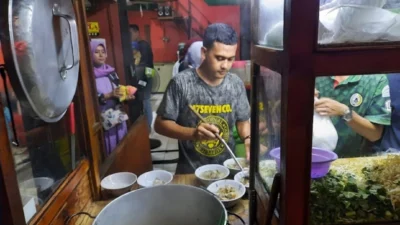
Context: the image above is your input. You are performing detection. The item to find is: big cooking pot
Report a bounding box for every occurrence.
[0,0,80,122]
[93,185,228,225]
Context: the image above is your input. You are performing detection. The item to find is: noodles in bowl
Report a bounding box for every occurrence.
[207,179,246,208]
[195,164,229,186]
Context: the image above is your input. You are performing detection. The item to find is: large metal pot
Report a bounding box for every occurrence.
[93,185,228,225]
[0,0,80,122]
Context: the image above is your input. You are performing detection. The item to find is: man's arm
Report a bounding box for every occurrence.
[236,120,251,160]
[155,116,196,140]
[154,116,220,141]
[347,111,383,142]
[315,98,383,141]
[234,80,252,159]
[236,120,251,141]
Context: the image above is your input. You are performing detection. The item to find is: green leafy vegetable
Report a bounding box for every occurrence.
[310,170,397,225]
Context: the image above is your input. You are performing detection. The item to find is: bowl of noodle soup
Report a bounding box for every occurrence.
[207,179,246,208]
[195,164,229,186]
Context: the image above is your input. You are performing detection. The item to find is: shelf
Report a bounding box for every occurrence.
[314,48,400,76]
[251,44,400,76]
[251,45,284,72]
[317,41,400,52]
[157,16,183,21]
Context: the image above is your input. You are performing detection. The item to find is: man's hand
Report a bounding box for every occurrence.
[193,123,219,140]
[259,121,268,135]
[315,89,319,98]
[314,98,348,116]
[245,141,268,161]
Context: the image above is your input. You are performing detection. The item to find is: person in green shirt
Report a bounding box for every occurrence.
[315,75,391,157]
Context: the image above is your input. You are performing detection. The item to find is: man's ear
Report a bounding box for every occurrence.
[201,46,207,61]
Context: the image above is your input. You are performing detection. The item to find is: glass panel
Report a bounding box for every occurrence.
[88,19,133,157]
[257,66,281,191]
[257,0,285,49]
[0,44,82,223]
[318,0,400,46]
[310,74,400,224]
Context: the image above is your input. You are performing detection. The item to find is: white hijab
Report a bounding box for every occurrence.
[184,41,203,69]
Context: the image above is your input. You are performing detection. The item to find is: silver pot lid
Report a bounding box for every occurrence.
[0,0,80,122]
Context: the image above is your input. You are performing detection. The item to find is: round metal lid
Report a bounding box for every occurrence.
[0,0,80,122]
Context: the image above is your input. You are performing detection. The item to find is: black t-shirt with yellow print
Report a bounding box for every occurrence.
[157,69,250,171]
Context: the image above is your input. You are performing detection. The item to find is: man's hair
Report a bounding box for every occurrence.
[203,23,237,49]
[129,24,139,32]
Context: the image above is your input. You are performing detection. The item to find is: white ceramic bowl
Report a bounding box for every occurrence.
[20,177,54,193]
[207,179,246,208]
[137,170,173,188]
[234,171,250,191]
[223,158,249,176]
[101,172,137,196]
[195,164,230,186]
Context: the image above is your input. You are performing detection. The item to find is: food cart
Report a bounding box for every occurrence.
[2,0,400,224]
[0,0,247,224]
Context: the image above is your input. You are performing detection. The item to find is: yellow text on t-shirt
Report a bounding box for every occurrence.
[192,104,232,114]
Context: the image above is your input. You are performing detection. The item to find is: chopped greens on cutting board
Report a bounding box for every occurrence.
[259,156,400,225]
[310,155,400,225]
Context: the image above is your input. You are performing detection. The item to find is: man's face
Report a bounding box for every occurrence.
[130,29,139,41]
[201,42,237,79]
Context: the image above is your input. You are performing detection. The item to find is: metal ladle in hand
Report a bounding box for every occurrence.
[188,105,248,173]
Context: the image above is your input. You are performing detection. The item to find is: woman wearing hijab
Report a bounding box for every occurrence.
[172,38,201,77]
[91,39,133,155]
[178,41,203,73]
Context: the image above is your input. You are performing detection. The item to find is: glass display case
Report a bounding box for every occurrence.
[0,65,83,222]
[256,0,284,48]
[0,0,107,224]
[318,0,400,47]
[250,0,400,225]
[257,66,281,191]
[256,0,400,49]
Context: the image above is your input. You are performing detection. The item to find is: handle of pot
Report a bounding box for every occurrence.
[265,173,281,225]
[53,8,80,72]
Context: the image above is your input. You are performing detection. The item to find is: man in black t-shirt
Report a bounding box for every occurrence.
[155,23,251,173]
[129,24,161,149]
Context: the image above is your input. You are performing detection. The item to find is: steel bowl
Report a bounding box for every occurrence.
[93,184,227,225]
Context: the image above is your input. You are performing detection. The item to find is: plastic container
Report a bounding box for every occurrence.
[269,147,338,178]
